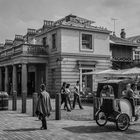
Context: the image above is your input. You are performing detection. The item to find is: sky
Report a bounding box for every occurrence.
[0,0,140,43]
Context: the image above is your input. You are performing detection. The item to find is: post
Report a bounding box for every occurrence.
[55,93,61,120]
[21,63,27,113]
[33,92,38,116]
[12,65,17,110]
[12,91,17,110]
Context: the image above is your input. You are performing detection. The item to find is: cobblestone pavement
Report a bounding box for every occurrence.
[0,110,140,140]
[0,99,139,140]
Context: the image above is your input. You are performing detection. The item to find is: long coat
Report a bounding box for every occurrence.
[36,91,52,117]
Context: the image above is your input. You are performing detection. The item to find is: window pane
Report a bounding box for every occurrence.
[82,34,92,50]
[42,37,46,46]
[52,34,56,49]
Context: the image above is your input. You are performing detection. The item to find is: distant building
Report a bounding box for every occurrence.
[0,15,111,97]
[110,29,138,69]
[127,35,140,66]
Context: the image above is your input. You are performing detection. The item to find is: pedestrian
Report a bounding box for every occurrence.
[60,82,67,110]
[122,83,139,121]
[73,81,83,109]
[65,83,72,110]
[36,84,52,130]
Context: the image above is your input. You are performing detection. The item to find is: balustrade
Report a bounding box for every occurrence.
[0,44,48,60]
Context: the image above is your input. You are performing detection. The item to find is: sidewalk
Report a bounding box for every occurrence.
[0,107,140,139]
[8,99,94,121]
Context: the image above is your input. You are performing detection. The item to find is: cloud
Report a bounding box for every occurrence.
[0,0,140,42]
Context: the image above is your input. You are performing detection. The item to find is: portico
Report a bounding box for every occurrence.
[0,43,48,112]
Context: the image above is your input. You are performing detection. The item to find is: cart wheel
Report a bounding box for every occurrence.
[116,113,130,131]
[96,110,107,126]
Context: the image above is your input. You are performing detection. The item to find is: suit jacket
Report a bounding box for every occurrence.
[36,91,52,117]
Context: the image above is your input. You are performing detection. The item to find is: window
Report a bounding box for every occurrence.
[134,51,140,61]
[82,34,92,50]
[42,37,47,46]
[52,33,56,49]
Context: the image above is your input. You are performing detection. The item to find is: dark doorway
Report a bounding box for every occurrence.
[28,72,35,97]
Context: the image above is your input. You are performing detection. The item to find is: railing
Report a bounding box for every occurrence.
[0,44,48,60]
[111,57,133,62]
[27,44,48,55]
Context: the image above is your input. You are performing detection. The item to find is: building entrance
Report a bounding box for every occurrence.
[28,72,35,96]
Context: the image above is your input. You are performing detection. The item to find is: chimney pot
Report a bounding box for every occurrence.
[120,28,126,39]
[43,20,54,28]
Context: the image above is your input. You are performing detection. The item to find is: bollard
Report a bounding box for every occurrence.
[33,92,38,117]
[22,92,27,113]
[55,93,61,120]
[12,91,17,111]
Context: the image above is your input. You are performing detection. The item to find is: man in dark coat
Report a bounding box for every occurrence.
[36,84,52,129]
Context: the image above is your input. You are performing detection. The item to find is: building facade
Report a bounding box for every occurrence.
[0,15,111,97]
[110,30,138,70]
[127,35,140,66]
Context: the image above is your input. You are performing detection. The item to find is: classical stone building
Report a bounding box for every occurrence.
[0,15,111,99]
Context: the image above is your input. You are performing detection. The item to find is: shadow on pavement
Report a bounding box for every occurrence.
[4,128,40,132]
[63,125,140,134]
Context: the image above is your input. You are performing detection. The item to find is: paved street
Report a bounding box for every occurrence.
[0,99,139,140]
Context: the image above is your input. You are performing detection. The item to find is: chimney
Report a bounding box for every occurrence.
[25,28,36,43]
[27,28,36,35]
[13,35,24,46]
[4,40,13,48]
[43,20,54,28]
[120,28,126,39]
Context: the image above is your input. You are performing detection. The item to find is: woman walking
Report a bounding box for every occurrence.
[65,83,72,111]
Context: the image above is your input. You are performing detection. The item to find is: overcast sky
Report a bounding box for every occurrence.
[0,0,140,43]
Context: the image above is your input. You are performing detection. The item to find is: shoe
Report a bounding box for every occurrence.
[40,126,47,130]
[80,107,84,109]
[40,126,44,130]
[43,127,47,130]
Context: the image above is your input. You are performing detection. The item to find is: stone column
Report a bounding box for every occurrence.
[45,64,49,91]
[21,63,27,113]
[79,68,82,92]
[5,66,8,92]
[0,67,2,91]
[12,65,17,110]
